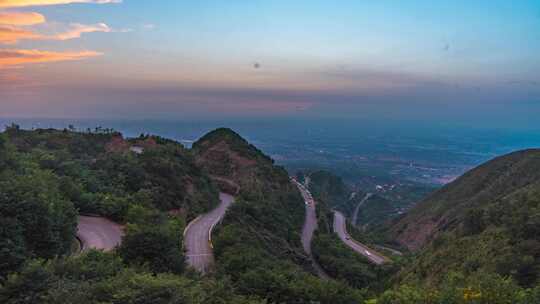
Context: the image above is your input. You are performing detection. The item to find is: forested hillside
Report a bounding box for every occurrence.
[307,170,358,213]
[310,192,396,294]
[0,125,219,275]
[380,149,540,301]
[2,126,540,303]
[0,126,251,303]
[196,129,366,303]
[4,126,218,221]
[192,127,273,194]
[391,149,540,252]
[0,127,366,303]
[355,195,395,230]
[306,158,540,303]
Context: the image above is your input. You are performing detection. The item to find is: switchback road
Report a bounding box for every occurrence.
[77,216,124,251]
[333,211,387,265]
[293,178,329,279]
[184,192,234,273]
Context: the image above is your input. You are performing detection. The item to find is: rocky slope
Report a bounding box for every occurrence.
[192,128,273,195]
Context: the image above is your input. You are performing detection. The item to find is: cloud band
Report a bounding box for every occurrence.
[0,0,121,8]
[0,49,102,66]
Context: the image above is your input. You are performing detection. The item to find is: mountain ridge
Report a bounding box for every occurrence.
[389,148,540,287]
[391,148,540,251]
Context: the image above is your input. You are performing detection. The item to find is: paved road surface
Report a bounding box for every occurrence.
[293,179,329,279]
[77,216,124,251]
[184,193,234,273]
[333,211,387,265]
[351,193,373,227]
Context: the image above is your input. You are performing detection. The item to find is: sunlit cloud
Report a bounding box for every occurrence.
[0,0,121,8]
[0,22,112,44]
[0,49,102,67]
[50,22,111,40]
[0,11,46,25]
[0,25,41,44]
[0,0,120,84]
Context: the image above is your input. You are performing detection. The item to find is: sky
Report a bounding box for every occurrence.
[1,0,539,128]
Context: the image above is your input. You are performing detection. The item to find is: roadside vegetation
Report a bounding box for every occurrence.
[0,125,242,303]
[307,175,397,295]
[353,195,394,229]
[200,129,367,303]
[307,163,540,303]
[0,126,366,303]
[308,170,360,214]
[1,126,539,303]
[0,250,262,304]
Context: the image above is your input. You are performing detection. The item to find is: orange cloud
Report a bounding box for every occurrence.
[0,0,121,8]
[0,12,46,25]
[0,0,116,71]
[0,49,102,66]
[0,25,41,44]
[0,23,112,44]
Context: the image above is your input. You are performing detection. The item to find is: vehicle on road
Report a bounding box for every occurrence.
[333,211,387,265]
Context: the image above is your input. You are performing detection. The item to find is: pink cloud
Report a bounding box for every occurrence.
[49,23,112,40]
[0,0,120,73]
[0,12,46,25]
[0,23,112,44]
[0,25,41,44]
[0,48,102,67]
[0,0,121,8]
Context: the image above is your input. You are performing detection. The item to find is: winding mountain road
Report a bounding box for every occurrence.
[333,211,387,265]
[351,193,373,227]
[293,178,329,279]
[77,216,124,251]
[184,192,234,273]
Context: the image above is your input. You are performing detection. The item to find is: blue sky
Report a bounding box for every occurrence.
[1,0,539,125]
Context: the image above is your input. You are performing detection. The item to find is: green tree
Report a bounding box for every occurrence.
[119,225,184,274]
[0,170,77,265]
[0,260,55,304]
[0,218,26,277]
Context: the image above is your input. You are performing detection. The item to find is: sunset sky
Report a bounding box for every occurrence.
[1,0,539,126]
